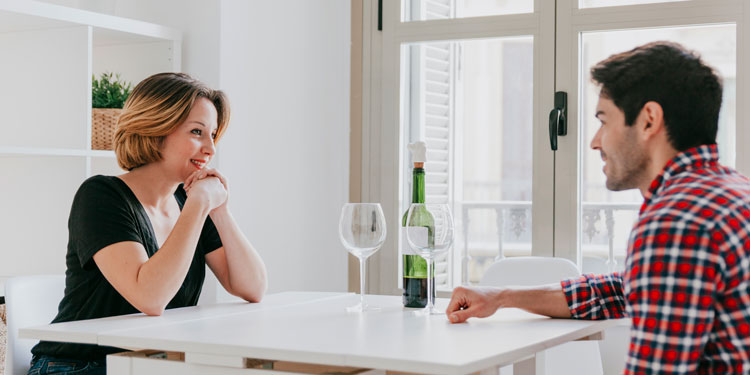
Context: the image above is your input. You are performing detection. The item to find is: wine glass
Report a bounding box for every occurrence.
[405,203,454,316]
[339,203,387,312]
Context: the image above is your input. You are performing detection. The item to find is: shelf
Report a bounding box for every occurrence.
[0,0,177,281]
[0,0,181,43]
[0,156,84,278]
[0,146,116,157]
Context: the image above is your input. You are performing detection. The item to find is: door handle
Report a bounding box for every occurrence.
[548,91,567,151]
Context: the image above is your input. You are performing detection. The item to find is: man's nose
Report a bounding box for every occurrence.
[590,128,602,150]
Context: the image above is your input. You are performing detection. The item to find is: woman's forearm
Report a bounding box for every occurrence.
[135,198,211,314]
[210,208,267,302]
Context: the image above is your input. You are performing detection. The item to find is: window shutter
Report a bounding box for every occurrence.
[415,0,455,288]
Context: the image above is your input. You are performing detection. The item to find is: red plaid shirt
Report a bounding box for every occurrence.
[562,145,750,374]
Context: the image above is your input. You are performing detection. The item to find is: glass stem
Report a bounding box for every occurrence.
[427,257,434,310]
[359,257,366,307]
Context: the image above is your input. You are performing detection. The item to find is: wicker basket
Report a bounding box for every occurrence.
[92,108,122,150]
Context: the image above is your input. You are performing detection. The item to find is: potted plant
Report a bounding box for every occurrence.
[91,72,132,150]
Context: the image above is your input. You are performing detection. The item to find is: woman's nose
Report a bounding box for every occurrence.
[203,139,216,156]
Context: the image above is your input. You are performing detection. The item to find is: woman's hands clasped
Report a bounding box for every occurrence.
[183,168,229,213]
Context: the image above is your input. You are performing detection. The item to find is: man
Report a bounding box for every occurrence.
[447,41,750,374]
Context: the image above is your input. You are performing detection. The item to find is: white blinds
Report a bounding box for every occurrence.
[414,0,455,287]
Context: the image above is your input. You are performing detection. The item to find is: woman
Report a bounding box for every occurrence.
[28,73,267,375]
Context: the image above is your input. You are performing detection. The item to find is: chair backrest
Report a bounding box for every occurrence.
[582,256,610,275]
[479,256,580,287]
[479,257,604,375]
[4,275,65,375]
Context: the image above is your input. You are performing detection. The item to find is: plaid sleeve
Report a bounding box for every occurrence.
[561,272,627,320]
[622,226,721,374]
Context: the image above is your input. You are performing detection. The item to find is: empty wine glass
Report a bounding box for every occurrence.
[339,203,387,312]
[405,203,454,316]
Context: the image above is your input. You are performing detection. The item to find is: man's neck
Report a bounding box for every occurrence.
[639,145,679,197]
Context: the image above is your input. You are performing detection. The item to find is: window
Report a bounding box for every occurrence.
[401,36,535,287]
[402,0,534,21]
[359,0,748,294]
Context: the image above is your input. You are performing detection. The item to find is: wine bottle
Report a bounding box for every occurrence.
[402,142,435,307]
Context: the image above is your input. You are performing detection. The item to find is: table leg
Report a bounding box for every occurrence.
[107,353,131,375]
[513,351,545,375]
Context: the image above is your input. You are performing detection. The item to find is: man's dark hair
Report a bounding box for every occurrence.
[591,41,723,151]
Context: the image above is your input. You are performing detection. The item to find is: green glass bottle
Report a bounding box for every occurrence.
[402,162,435,307]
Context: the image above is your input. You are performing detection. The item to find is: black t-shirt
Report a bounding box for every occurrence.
[32,175,222,361]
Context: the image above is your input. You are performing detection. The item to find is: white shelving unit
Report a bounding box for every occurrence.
[0,0,181,293]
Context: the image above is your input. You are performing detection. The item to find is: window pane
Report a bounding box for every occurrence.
[580,0,687,8]
[579,25,736,273]
[402,0,533,22]
[400,36,534,288]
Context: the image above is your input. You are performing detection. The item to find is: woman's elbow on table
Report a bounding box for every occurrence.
[136,301,166,316]
[229,276,267,303]
[237,282,267,303]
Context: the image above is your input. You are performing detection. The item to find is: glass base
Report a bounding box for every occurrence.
[413,305,444,316]
[346,303,381,313]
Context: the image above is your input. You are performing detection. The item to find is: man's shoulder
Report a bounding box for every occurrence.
[645,167,750,230]
[665,166,750,206]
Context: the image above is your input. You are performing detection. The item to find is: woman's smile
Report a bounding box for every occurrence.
[191,159,207,169]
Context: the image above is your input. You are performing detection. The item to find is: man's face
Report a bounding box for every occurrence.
[590,96,648,191]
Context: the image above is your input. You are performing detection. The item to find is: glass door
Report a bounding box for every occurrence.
[553,0,746,271]
[363,0,555,294]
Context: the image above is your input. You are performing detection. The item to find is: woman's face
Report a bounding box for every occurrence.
[160,97,219,181]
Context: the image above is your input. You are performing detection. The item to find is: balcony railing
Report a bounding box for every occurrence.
[460,201,531,285]
[458,200,640,284]
[580,201,640,273]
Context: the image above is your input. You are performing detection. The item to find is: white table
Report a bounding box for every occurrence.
[21,292,620,375]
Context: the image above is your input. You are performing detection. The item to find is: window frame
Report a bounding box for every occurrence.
[359,0,555,295]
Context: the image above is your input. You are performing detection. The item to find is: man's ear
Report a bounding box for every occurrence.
[638,101,665,139]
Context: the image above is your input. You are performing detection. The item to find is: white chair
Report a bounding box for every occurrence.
[581,256,629,375]
[4,275,65,375]
[479,257,603,375]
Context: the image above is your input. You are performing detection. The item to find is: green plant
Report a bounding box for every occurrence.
[92,72,132,108]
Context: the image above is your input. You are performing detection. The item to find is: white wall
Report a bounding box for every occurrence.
[109,0,221,87]
[217,0,351,295]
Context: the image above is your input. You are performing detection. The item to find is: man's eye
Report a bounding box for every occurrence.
[191,129,202,136]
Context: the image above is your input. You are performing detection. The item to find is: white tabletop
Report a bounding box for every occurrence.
[22,291,621,375]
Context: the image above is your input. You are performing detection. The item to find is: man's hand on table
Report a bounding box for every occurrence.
[446,284,573,323]
[446,286,503,323]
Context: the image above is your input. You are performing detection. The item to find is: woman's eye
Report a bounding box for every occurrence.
[211,133,217,140]
[191,129,202,136]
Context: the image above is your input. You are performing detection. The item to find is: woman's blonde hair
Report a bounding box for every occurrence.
[114,72,230,171]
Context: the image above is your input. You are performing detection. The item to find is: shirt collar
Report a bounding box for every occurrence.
[643,144,720,202]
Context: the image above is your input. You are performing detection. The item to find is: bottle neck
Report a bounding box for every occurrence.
[411,167,425,204]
